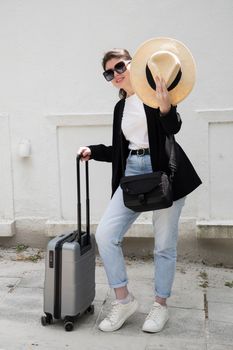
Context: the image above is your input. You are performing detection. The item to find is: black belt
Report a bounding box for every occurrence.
[130,148,150,156]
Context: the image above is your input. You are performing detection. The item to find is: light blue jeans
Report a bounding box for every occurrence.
[95,154,185,298]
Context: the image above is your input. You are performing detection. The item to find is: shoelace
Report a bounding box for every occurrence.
[105,301,122,324]
[146,303,163,320]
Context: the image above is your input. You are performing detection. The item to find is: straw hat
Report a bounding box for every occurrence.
[130,37,196,108]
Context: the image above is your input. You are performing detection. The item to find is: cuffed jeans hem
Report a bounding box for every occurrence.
[155,291,171,299]
[109,281,128,289]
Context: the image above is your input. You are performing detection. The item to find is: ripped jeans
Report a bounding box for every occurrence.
[95,154,185,298]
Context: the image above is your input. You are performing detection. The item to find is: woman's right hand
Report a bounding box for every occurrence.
[78,146,91,161]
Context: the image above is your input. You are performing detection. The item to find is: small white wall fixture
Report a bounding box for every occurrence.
[18,139,31,158]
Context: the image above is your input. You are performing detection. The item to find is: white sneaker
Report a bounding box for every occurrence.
[142,302,169,333]
[98,295,138,332]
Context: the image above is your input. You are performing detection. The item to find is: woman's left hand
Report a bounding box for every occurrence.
[154,75,171,115]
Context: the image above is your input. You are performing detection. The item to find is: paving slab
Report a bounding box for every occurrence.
[207,287,233,304]
[0,247,233,350]
[208,301,233,324]
[207,319,233,346]
[145,340,206,350]
[207,344,233,350]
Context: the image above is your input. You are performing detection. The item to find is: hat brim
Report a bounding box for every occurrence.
[130,37,196,108]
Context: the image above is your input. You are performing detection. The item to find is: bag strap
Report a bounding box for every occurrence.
[120,131,177,182]
[165,135,177,182]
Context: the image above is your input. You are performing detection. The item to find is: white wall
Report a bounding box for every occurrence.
[0,0,232,243]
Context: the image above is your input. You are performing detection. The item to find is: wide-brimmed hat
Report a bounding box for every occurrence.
[130,37,196,108]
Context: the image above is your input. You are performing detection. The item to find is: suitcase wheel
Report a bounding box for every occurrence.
[41,313,53,326]
[85,304,94,315]
[64,318,74,332]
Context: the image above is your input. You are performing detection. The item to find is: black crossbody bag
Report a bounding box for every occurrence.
[120,135,177,212]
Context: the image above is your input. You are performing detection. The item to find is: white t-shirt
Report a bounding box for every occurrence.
[121,94,149,150]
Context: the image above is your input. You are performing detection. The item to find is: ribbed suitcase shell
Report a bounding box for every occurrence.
[43,233,95,319]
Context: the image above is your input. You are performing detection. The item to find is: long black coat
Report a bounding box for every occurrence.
[89,98,202,200]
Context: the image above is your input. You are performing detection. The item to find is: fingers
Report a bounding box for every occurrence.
[154,75,162,95]
[78,146,91,161]
[154,76,167,95]
[161,77,167,94]
[154,76,171,114]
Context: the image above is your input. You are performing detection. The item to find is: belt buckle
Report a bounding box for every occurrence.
[137,149,145,157]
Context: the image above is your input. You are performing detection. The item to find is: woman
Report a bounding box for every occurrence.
[78,48,201,333]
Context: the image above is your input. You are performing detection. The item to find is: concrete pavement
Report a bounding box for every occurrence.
[0,247,233,350]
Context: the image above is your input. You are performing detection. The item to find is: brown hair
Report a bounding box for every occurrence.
[102,48,132,99]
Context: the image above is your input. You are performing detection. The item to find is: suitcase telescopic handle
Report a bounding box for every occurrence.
[76,155,90,243]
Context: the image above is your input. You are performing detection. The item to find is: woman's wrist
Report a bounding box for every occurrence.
[160,105,171,116]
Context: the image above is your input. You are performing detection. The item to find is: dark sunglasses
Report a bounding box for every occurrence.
[103,61,130,81]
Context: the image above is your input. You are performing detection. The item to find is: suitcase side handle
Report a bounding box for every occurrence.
[76,155,90,245]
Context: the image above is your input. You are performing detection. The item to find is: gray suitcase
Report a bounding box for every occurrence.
[41,156,95,331]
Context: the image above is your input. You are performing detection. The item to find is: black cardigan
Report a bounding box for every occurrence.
[89,98,202,200]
